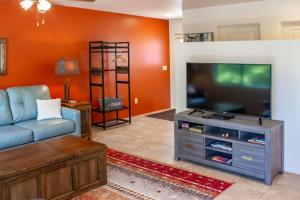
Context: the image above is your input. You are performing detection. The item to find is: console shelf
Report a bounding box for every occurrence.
[205,146,233,155]
[175,110,284,185]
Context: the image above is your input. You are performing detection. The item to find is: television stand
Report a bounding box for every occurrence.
[174,110,284,185]
[202,113,235,120]
[188,109,205,115]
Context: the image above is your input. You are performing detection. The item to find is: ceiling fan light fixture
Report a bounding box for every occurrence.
[37,0,51,13]
[20,0,34,11]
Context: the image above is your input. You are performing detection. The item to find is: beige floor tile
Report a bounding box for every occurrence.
[215,184,265,200]
[274,172,300,189]
[236,177,271,193]
[260,183,300,200]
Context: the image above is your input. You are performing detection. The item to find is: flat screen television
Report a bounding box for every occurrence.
[187,63,271,118]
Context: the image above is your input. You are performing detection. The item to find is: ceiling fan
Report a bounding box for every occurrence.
[20,0,95,26]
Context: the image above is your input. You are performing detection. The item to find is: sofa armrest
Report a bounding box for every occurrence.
[61,107,81,137]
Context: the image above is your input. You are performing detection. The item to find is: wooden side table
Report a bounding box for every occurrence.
[62,101,92,140]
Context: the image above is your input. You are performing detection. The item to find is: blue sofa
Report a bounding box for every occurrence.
[0,85,81,150]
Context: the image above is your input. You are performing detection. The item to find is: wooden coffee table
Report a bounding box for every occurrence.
[0,136,107,200]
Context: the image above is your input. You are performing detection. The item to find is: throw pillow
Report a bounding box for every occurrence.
[36,98,62,120]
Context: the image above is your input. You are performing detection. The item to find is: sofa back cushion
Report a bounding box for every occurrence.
[7,85,51,123]
[0,90,13,126]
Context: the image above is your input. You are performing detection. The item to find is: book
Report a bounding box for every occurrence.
[248,137,265,145]
[189,125,203,133]
[211,155,232,164]
[210,141,232,152]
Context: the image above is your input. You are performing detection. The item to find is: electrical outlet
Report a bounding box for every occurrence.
[134,98,139,104]
[162,65,168,71]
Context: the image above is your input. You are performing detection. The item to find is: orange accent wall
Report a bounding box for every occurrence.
[0,1,170,116]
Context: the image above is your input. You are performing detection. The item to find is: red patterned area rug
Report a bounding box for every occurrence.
[74,149,233,200]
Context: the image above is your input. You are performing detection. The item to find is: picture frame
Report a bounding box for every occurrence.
[184,32,214,42]
[184,33,200,42]
[0,38,7,75]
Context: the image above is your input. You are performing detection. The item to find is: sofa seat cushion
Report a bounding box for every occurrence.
[15,119,75,141]
[0,125,33,150]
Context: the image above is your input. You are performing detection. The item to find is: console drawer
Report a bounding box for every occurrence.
[233,144,265,161]
[233,144,265,173]
[234,160,265,175]
[178,140,204,159]
[178,130,204,144]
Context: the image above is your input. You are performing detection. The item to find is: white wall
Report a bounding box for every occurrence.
[169,19,183,108]
[174,40,300,175]
[183,0,300,40]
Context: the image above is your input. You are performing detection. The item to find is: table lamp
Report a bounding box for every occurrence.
[55,58,80,103]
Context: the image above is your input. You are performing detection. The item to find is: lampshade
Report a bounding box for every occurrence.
[55,59,80,75]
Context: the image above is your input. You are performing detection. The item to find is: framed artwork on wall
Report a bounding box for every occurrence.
[184,32,214,42]
[184,33,200,42]
[0,38,6,75]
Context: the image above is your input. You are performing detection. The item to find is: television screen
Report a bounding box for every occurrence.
[187,63,271,118]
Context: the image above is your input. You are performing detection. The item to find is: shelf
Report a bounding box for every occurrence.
[207,158,232,166]
[91,68,116,73]
[90,46,128,50]
[117,81,129,84]
[246,141,265,146]
[90,51,129,54]
[240,131,265,145]
[93,119,130,128]
[205,131,239,141]
[116,67,129,74]
[93,106,129,113]
[116,72,129,75]
[91,83,103,87]
[90,41,129,44]
[205,146,232,155]
[90,68,129,75]
[240,138,265,146]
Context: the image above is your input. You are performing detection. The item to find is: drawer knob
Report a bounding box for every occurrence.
[242,156,253,161]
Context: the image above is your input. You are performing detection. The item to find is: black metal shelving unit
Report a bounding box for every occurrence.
[89,41,131,130]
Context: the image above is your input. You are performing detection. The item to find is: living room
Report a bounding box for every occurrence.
[0,0,300,199]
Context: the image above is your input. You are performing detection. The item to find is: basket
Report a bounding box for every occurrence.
[99,97,123,111]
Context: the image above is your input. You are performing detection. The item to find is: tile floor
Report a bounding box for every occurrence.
[92,116,300,200]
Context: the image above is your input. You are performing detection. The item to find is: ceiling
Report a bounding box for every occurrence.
[52,0,264,19]
[52,0,182,19]
[183,0,264,10]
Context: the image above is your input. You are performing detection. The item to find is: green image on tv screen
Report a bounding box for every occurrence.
[215,64,271,89]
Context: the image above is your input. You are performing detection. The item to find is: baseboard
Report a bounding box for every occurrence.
[132,108,174,119]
